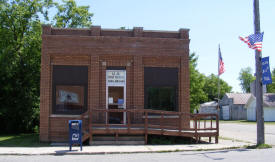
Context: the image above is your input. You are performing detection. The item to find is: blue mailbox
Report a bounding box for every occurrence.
[69,120,82,151]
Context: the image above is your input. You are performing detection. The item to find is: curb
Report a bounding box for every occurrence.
[0,145,249,156]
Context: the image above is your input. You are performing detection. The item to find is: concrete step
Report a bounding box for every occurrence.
[90,140,145,145]
[90,135,145,145]
[92,135,145,141]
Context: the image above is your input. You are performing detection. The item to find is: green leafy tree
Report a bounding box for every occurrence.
[0,0,53,133]
[0,0,93,133]
[203,74,232,101]
[53,0,93,28]
[238,67,255,93]
[267,68,275,93]
[189,53,232,113]
[189,53,208,112]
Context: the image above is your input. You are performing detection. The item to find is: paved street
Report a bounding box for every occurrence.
[219,122,275,146]
[0,121,274,162]
[1,148,275,162]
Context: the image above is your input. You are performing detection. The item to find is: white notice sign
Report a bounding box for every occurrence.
[106,70,126,86]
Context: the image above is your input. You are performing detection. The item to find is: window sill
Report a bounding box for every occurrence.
[50,114,82,118]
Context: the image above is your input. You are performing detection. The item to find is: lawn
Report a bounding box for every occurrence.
[194,119,275,125]
[0,133,50,147]
[219,120,275,125]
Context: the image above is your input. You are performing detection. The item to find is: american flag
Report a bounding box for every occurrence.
[239,32,264,52]
[218,45,225,76]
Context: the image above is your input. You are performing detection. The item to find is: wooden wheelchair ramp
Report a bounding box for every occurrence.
[80,109,219,145]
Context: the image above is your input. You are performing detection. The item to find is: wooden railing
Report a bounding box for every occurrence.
[191,113,219,143]
[81,109,219,144]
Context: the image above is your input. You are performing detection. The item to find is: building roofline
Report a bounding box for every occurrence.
[42,25,190,40]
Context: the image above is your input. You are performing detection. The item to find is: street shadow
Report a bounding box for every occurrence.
[180,149,251,161]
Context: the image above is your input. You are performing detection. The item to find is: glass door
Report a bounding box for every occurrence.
[106,70,126,124]
[107,86,125,124]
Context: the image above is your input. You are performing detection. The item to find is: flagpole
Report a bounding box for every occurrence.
[218,45,220,99]
[218,44,221,109]
[218,74,220,100]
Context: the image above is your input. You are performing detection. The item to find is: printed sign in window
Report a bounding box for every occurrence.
[56,86,84,107]
[107,70,126,86]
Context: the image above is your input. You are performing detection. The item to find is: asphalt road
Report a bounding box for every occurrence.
[1,148,275,162]
[219,122,275,146]
[1,121,274,162]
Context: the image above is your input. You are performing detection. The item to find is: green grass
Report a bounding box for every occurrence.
[200,119,275,125]
[219,120,275,125]
[0,133,50,147]
[246,144,272,149]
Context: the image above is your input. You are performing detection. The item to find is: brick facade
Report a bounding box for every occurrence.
[40,25,190,142]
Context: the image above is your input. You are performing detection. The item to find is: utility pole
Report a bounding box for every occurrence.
[253,0,265,145]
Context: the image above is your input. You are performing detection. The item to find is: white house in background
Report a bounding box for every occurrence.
[245,93,275,121]
[199,101,218,114]
[219,93,251,120]
[198,101,218,119]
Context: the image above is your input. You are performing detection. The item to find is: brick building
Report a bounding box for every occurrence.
[40,25,190,143]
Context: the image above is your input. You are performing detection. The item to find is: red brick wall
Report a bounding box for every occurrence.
[48,116,89,142]
[40,25,190,142]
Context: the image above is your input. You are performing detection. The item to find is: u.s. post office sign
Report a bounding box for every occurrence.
[106,70,126,86]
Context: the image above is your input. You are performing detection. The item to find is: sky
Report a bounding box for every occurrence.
[56,0,275,92]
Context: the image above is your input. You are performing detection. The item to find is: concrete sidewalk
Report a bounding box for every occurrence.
[0,139,251,155]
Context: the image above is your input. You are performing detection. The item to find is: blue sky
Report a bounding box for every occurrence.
[55,0,275,92]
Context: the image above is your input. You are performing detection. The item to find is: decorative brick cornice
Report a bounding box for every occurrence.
[43,25,190,40]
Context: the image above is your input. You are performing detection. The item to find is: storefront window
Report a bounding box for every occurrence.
[52,66,88,114]
[144,67,178,111]
[146,86,176,111]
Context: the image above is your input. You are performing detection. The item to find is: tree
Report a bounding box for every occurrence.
[0,0,93,133]
[203,74,232,101]
[189,53,232,113]
[267,68,275,93]
[0,0,53,133]
[238,67,255,93]
[189,53,232,112]
[53,0,93,28]
[189,53,208,112]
